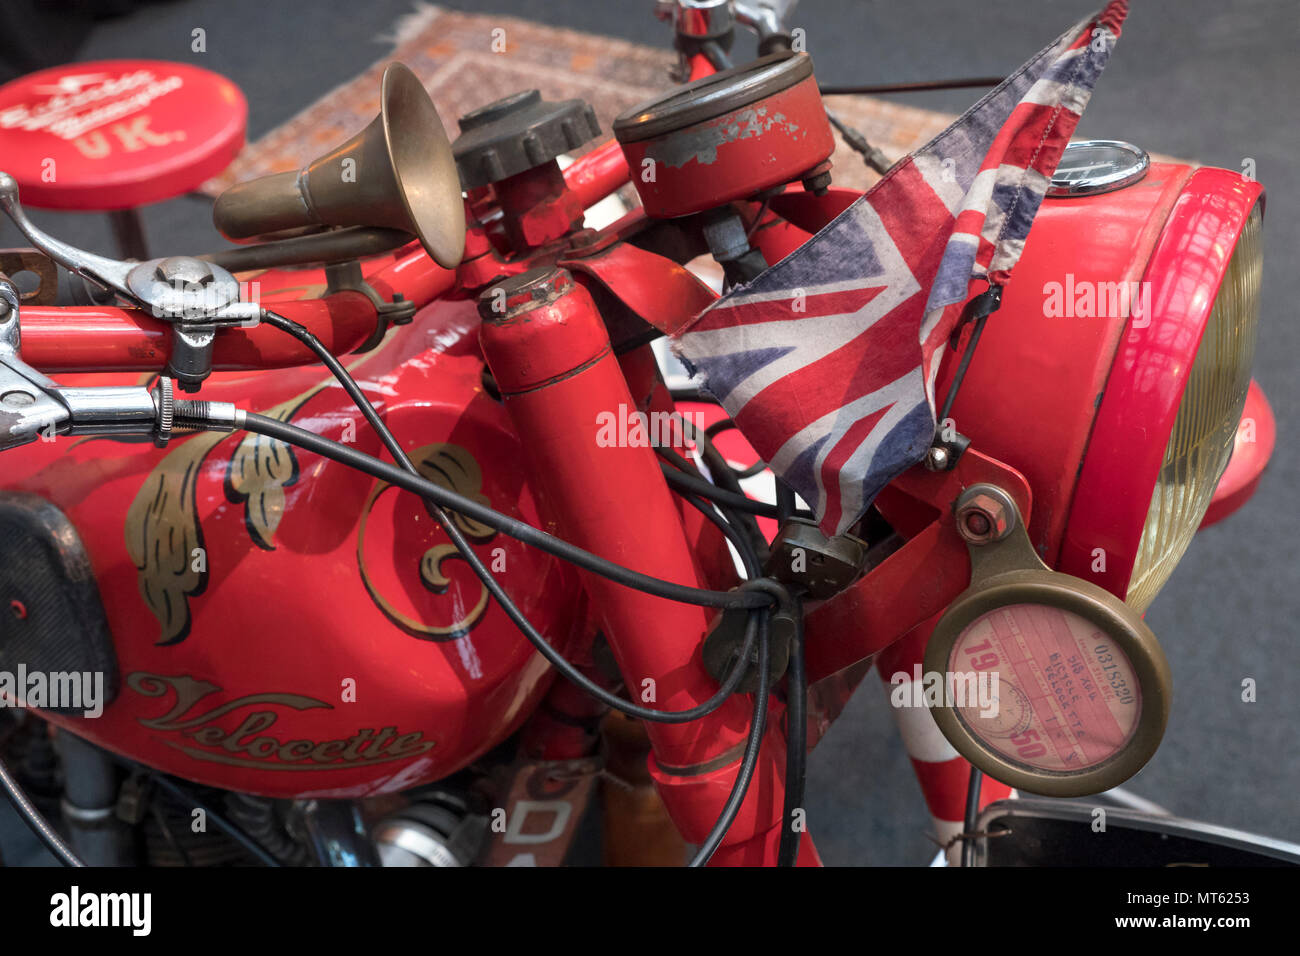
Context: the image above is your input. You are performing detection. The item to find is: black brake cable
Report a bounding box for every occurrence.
[653,413,809,867]
[256,314,787,862]
[776,598,807,867]
[704,419,767,480]
[657,441,768,564]
[652,400,814,521]
[819,77,1004,96]
[149,774,282,867]
[256,313,767,725]
[962,767,984,867]
[243,413,764,723]
[684,421,767,542]
[663,465,782,863]
[688,611,770,867]
[672,484,762,579]
[651,449,801,867]
[244,339,767,610]
[660,461,784,518]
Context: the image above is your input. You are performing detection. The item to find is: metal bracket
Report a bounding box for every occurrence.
[766,517,868,600]
[952,483,1045,582]
[925,429,972,472]
[325,259,416,353]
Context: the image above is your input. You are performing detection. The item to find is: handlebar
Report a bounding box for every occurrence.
[8,52,712,376]
[4,1,834,382]
[15,244,457,373]
[9,7,823,382]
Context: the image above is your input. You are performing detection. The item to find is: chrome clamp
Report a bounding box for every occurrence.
[0,171,262,391]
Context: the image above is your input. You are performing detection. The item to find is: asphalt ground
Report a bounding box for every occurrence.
[0,0,1296,866]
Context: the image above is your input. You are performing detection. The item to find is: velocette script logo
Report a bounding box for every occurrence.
[127,672,434,770]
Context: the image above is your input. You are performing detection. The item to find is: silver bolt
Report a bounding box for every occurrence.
[154,257,214,287]
[924,445,949,471]
[1,390,35,407]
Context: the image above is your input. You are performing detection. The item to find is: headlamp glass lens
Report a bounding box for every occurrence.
[1126,204,1263,612]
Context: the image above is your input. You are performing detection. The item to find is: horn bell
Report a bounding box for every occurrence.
[212,62,465,269]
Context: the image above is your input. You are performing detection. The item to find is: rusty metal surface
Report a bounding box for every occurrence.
[0,248,57,304]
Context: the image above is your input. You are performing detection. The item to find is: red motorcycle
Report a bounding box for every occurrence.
[0,0,1284,868]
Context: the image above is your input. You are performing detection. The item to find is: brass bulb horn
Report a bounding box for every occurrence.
[212,62,466,269]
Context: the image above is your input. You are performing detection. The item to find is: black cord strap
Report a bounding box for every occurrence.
[937,283,1003,425]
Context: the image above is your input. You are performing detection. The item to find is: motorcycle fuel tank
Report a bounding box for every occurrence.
[2,267,587,798]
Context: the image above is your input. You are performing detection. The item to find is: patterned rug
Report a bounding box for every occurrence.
[201,3,961,198]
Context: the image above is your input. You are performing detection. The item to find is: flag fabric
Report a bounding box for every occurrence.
[672,1,1129,536]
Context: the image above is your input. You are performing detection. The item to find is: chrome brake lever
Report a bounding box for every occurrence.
[0,171,262,390]
[0,279,241,451]
[0,282,69,449]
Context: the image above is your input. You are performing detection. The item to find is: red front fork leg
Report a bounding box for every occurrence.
[877,617,1013,865]
[478,267,817,864]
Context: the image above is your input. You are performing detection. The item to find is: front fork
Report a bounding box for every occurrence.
[478,267,817,865]
[876,615,1014,865]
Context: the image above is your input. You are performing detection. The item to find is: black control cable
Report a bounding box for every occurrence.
[962,767,984,867]
[659,442,809,867]
[149,774,282,868]
[776,601,807,867]
[256,316,784,863]
[243,410,766,725]
[657,442,768,565]
[660,461,785,518]
[256,313,769,725]
[688,612,770,867]
[257,313,790,862]
[704,419,769,481]
[819,77,1005,96]
[239,412,765,610]
[670,480,763,579]
[663,469,783,865]
[249,323,771,611]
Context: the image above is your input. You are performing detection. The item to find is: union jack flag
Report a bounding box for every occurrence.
[673,2,1129,536]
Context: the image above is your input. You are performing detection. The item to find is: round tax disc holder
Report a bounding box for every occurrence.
[924,485,1171,798]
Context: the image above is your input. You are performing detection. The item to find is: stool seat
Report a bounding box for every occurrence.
[0,59,246,211]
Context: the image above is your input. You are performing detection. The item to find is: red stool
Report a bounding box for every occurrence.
[0,59,246,259]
